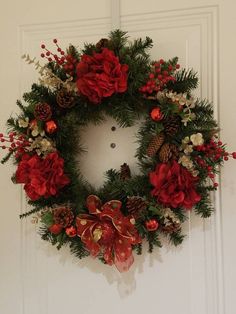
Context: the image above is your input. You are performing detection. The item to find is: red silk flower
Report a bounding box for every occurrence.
[76,48,128,104]
[16,152,70,201]
[76,195,141,272]
[149,160,201,209]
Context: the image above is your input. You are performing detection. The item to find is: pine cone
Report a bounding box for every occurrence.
[120,163,131,180]
[146,132,165,157]
[161,208,181,234]
[126,196,147,217]
[163,115,181,137]
[169,144,179,160]
[56,89,75,108]
[53,207,74,228]
[162,223,181,233]
[159,143,172,162]
[34,103,52,121]
[96,38,110,50]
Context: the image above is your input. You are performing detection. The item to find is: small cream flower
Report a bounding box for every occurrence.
[18,117,29,128]
[190,133,204,146]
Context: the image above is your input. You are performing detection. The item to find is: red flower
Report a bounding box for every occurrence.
[149,161,201,209]
[76,195,141,272]
[76,48,128,104]
[16,152,70,200]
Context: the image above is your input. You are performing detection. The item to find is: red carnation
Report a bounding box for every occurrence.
[149,161,201,209]
[16,152,70,200]
[76,48,128,104]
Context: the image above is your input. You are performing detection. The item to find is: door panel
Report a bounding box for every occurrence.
[0,1,235,314]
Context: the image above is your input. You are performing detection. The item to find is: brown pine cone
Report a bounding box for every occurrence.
[159,143,172,162]
[163,115,181,137]
[120,163,131,180]
[56,89,75,108]
[96,38,110,50]
[162,223,181,234]
[146,132,165,157]
[169,144,179,160]
[126,196,147,217]
[34,103,52,121]
[53,207,74,228]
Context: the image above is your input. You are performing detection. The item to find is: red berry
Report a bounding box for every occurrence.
[60,51,65,55]
[163,70,168,76]
[157,74,162,80]
[168,65,173,71]
[149,73,155,79]
[2,146,6,149]
[224,156,229,161]
[41,44,45,49]
[48,58,52,62]
[53,39,58,43]
[214,183,219,188]
[40,53,45,58]
[231,152,236,159]
[0,133,3,137]
[209,173,215,179]
[159,59,164,64]
[49,224,63,235]
[154,62,160,68]
[46,51,50,56]
[218,141,222,146]
[176,64,180,69]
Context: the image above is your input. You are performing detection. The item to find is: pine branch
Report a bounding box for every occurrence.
[69,237,89,259]
[167,68,198,93]
[20,207,42,219]
[1,150,14,164]
[169,230,185,246]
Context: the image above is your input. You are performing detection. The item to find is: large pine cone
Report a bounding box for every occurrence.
[163,115,181,137]
[159,143,172,162]
[120,163,131,180]
[146,132,165,157]
[34,103,52,121]
[53,207,74,228]
[56,89,75,108]
[126,196,147,217]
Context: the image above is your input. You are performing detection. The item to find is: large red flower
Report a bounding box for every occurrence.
[16,152,70,200]
[149,161,201,209]
[76,48,128,104]
[76,195,141,272]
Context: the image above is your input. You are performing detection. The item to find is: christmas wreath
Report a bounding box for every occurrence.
[1,30,235,272]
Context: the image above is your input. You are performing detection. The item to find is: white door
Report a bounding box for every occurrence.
[1,1,236,314]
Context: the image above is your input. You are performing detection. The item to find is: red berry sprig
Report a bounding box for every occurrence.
[139,59,180,96]
[0,133,29,158]
[194,138,236,187]
[40,39,77,77]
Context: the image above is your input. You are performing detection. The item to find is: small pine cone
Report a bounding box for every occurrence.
[96,38,110,50]
[34,103,52,121]
[163,115,181,137]
[170,144,179,160]
[146,132,165,157]
[126,196,147,216]
[56,89,75,108]
[53,207,74,228]
[120,163,131,180]
[162,223,181,234]
[159,143,172,162]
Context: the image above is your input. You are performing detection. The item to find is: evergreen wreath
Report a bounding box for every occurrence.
[1,30,235,272]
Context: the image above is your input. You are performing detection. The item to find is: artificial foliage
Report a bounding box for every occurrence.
[1,30,235,272]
